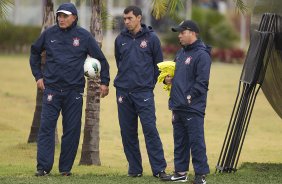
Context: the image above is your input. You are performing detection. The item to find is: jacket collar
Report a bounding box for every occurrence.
[121,24,152,38]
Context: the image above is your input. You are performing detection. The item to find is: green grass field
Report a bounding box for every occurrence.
[0,54,281,183]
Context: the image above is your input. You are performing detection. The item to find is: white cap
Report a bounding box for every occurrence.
[56,10,72,15]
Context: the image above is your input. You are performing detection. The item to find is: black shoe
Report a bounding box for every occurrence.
[161,172,188,182]
[35,170,49,176]
[61,171,72,176]
[153,170,170,179]
[127,173,142,177]
[193,175,206,184]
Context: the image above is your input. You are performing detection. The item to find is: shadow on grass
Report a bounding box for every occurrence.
[239,162,282,172]
[209,162,282,184]
[1,162,282,184]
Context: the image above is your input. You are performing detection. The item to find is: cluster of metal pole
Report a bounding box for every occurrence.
[216,13,278,173]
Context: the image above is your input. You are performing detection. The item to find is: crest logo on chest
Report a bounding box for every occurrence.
[73,37,80,47]
[140,40,148,48]
[185,56,192,65]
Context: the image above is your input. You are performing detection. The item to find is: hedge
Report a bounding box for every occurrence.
[0,23,41,53]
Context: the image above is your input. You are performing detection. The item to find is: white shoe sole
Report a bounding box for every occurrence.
[172,176,188,182]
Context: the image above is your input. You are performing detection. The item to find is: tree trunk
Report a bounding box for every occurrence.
[79,0,102,165]
[28,0,59,144]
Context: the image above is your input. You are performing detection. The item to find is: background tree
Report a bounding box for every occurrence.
[79,0,103,165]
[27,0,59,144]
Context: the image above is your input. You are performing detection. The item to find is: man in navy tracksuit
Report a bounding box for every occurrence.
[29,3,110,176]
[162,20,211,184]
[114,6,168,179]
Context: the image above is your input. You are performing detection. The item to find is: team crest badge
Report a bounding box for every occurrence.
[47,94,53,102]
[140,40,148,48]
[185,56,192,65]
[118,96,124,103]
[73,37,80,47]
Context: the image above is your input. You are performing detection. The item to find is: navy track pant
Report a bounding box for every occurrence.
[172,110,210,175]
[116,89,167,175]
[37,88,83,173]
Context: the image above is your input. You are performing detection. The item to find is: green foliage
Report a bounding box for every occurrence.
[161,7,240,49]
[167,0,184,19]
[233,0,248,14]
[0,23,41,53]
[151,0,183,21]
[151,0,168,20]
[209,21,239,48]
[192,6,239,48]
[0,0,13,23]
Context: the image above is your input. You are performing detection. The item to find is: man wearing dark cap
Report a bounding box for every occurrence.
[161,20,211,184]
[30,3,110,176]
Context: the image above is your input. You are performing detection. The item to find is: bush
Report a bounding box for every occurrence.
[161,6,240,59]
[0,22,41,53]
[193,6,239,48]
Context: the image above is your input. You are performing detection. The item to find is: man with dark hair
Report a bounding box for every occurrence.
[30,2,110,176]
[114,5,168,179]
[162,20,211,184]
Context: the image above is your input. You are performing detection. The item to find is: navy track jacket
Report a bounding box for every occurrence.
[169,39,211,115]
[114,24,163,92]
[30,16,110,91]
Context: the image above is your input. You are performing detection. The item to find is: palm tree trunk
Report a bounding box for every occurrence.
[79,78,101,165]
[28,0,59,144]
[79,0,102,165]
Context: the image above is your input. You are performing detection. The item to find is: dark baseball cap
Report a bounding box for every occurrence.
[56,3,77,15]
[171,20,200,33]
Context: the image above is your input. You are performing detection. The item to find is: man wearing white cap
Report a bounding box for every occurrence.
[30,2,110,176]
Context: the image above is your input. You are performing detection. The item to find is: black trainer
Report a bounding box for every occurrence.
[193,175,206,184]
[153,170,170,179]
[127,173,142,177]
[161,172,188,182]
[35,170,49,176]
[61,171,72,176]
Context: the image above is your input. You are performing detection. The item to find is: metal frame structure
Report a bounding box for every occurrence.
[216,13,280,173]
